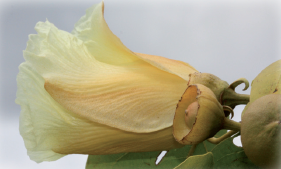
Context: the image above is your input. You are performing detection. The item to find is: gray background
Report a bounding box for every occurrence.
[0,0,280,168]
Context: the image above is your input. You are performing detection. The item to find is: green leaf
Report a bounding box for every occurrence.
[174,152,214,169]
[85,151,159,169]
[85,145,194,169]
[85,130,227,169]
[155,142,206,168]
[172,134,260,169]
[210,135,260,169]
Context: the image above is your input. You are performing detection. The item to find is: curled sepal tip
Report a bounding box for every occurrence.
[223,105,234,119]
[220,78,250,108]
[173,84,241,145]
[228,78,249,91]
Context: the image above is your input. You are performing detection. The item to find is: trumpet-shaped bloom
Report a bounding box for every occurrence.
[16,2,197,163]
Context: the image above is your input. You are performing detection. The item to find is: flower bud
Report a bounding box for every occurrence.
[242,59,281,117]
[251,60,281,102]
[241,94,281,168]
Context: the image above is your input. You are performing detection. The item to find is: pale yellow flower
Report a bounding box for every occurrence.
[16,2,197,162]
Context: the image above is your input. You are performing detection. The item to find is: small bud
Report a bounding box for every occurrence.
[184,101,199,130]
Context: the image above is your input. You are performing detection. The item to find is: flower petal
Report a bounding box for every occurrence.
[16,63,182,163]
[20,0,199,132]
[17,1,198,162]
[71,1,138,66]
[72,1,197,80]
[135,53,197,81]
[17,64,67,162]
[22,17,191,134]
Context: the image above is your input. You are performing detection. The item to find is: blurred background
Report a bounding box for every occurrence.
[0,0,280,168]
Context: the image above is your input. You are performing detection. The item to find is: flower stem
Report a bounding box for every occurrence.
[222,118,241,131]
[207,130,238,144]
[186,144,197,158]
[220,78,250,108]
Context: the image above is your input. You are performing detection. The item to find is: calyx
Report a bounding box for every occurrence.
[188,72,250,109]
[173,84,241,145]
